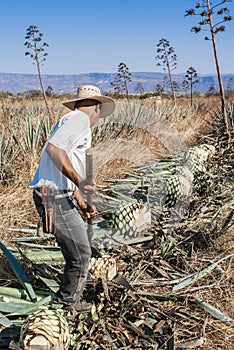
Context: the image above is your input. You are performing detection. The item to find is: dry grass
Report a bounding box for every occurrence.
[0,95,233,349]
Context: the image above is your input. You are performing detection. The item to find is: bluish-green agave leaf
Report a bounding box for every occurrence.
[6,227,38,234]
[0,312,13,327]
[37,275,59,293]
[0,301,27,314]
[9,295,52,316]
[0,241,37,302]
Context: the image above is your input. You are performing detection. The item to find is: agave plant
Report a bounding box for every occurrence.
[0,131,17,184]
[20,306,70,350]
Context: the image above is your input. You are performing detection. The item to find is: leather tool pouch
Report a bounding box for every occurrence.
[41,186,55,234]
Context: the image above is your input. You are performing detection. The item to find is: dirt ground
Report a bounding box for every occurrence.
[0,98,233,349]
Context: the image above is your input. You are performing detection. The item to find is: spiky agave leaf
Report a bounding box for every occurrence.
[0,286,31,301]
[0,286,52,304]
[0,295,51,316]
[0,241,37,302]
[37,276,59,293]
[14,249,64,265]
[172,261,218,292]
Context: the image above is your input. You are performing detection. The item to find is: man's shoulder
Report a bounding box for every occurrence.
[60,110,89,123]
[59,110,89,126]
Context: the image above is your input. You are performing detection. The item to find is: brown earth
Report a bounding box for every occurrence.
[0,97,233,349]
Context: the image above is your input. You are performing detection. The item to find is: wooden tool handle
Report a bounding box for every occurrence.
[85,149,93,242]
[85,148,93,207]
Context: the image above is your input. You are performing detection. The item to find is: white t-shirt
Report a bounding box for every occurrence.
[28,110,91,191]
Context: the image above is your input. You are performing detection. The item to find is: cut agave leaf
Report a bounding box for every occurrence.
[0,295,33,306]
[12,234,54,242]
[9,295,52,316]
[0,286,31,301]
[37,276,59,293]
[17,249,64,265]
[0,312,13,327]
[6,228,37,234]
[0,286,50,302]
[0,241,37,302]
[0,301,27,314]
[14,242,59,249]
[195,296,234,326]
[172,262,217,291]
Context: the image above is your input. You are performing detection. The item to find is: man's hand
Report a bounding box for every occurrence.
[78,178,96,195]
[74,189,97,220]
[77,203,97,220]
[86,204,97,219]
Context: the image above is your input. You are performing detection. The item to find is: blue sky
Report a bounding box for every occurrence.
[0,0,233,75]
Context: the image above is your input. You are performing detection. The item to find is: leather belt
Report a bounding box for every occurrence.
[34,188,73,200]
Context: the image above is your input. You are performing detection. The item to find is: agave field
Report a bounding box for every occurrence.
[0,95,233,349]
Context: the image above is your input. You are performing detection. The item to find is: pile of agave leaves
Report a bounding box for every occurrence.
[0,115,234,349]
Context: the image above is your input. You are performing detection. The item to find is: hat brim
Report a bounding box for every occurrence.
[62,95,115,118]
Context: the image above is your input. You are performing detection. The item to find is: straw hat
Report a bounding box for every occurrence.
[63,85,115,118]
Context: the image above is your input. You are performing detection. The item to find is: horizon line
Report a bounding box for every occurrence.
[1,71,234,76]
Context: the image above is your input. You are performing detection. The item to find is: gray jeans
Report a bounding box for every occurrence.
[33,190,92,305]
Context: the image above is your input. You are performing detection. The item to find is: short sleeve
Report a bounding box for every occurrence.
[49,111,90,154]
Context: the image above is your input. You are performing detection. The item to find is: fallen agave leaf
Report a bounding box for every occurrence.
[0,311,13,327]
[15,249,64,265]
[0,286,31,301]
[195,296,234,326]
[6,228,38,234]
[0,301,26,314]
[172,254,233,292]
[15,242,59,249]
[10,232,54,242]
[1,295,33,306]
[0,241,37,302]
[9,295,52,316]
[172,262,217,292]
[37,276,59,293]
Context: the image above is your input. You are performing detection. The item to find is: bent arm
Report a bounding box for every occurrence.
[46,143,96,195]
[46,142,82,187]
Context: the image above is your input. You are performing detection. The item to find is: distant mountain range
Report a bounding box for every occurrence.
[0,71,233,94]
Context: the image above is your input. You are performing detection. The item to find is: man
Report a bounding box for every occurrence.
[28,85,115,312]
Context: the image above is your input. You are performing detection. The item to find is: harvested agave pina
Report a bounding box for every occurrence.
[20,306,70,350]
[163,143,215,207]
[98,200,151,240]
[184,144,215,176]
[89,255,117,281]
[163,166,194,207]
